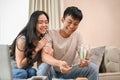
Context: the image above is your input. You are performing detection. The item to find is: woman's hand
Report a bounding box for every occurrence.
[42,46,53,56]
[32,38,48,58]
[35,38,48,53]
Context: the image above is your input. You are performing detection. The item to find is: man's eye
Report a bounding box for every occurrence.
[67,21,72,23]
[74,23,78,26]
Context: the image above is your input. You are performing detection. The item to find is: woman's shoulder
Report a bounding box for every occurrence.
[16,35,26,43]
[17,35,26,40]
[16,35,26,49]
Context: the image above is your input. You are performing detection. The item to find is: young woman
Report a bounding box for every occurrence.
[10,10,52,79]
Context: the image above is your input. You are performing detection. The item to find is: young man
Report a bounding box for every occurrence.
[42,6,99,80]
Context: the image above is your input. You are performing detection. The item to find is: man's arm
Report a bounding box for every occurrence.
[41,46,61,67]
[41,46,72,73]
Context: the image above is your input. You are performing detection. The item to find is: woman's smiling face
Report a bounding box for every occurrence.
[36,14,49,35]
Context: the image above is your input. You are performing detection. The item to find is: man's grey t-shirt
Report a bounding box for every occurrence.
[45,30,82,71]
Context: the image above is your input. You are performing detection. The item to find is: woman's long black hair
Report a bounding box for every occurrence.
[10,10,49,67]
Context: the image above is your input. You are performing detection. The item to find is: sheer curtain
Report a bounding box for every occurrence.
[29,0,63,30]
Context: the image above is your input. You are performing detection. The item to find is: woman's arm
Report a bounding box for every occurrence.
[15,37,27,68]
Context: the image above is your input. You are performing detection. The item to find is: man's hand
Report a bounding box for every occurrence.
[59,61,72,74]
[78,59,89,68]
[86,50,92,60]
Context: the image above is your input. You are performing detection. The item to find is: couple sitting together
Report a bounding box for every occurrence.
[10,6,98,80]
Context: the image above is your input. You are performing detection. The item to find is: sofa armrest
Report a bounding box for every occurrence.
[99,72,120,80]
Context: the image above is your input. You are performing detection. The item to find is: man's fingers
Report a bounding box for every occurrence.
[61,67,71,74]
[60,61,72,74]
[78,60,89,67]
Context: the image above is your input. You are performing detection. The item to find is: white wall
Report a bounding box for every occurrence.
[0,0,29,45]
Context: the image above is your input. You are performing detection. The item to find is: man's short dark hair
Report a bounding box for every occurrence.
[63,6,83,22]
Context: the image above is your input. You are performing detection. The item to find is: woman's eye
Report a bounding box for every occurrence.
[38,21,43,24]
[37,20,48,24]
[45,21,48,24]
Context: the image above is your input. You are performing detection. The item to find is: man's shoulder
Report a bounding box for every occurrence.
[73,30,81,36]
[47,29,59,34]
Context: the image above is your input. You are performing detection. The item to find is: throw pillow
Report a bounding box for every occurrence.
[90,46,105,69]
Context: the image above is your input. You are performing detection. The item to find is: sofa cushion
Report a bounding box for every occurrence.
[104,46,120,72]
[90,46,105,69]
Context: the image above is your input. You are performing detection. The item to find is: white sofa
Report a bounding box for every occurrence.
[98,46,120,80]
[50,46,120,80]
[89,46,120,80]
[1,45,120,80]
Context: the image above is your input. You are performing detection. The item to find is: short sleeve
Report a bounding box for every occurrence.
[44,31,53,47]
[16,35,26,52]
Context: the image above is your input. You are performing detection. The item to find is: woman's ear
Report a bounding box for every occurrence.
[61,17,64,23]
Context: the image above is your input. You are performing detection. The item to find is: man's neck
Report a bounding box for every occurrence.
[59,29,70,38]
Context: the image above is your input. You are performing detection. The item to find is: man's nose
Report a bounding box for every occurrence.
[69,24,74,29]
